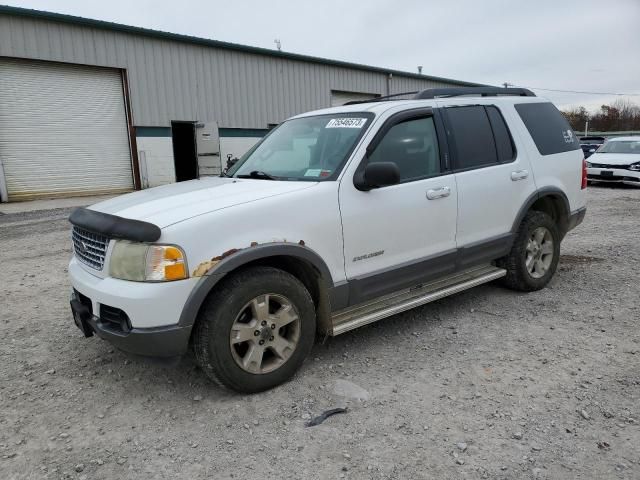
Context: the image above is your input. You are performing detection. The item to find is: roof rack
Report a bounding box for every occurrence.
[413,87,536,99]
[343,91,419,105]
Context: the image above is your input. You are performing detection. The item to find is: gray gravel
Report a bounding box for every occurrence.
[1,185,639,479]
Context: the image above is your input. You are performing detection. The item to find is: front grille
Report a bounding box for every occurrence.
[589,163,630,169]
[72,226,109,271]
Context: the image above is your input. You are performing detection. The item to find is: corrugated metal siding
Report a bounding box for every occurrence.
[0,14,463,128]
[0,58,133,200]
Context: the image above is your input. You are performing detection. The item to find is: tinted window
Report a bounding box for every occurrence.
[368,116,440,182]
[446,106,498,169]
[515,102,580,155]
[486,106,515,162]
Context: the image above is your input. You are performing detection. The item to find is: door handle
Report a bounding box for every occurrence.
[426,186,451,200]
[511,170,529,181]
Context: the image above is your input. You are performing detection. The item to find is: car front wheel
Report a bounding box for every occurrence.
[192,266,316,393]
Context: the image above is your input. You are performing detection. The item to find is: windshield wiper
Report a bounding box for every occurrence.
[236,170,278,180]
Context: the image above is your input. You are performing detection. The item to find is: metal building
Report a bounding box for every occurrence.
[0,5,481,202]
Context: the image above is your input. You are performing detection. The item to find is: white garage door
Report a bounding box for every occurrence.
[330,90,380,107]
[0,59,134,201]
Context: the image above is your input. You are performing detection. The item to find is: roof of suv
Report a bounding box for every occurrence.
[293,94,550,120]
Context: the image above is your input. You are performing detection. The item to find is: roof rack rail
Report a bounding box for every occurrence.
[343,91,419,105]
[413,87,536,99]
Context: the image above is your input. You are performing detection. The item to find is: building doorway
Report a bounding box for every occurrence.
[171,121,198,182]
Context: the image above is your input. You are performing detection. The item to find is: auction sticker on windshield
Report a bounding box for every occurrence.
[326,118,367,128]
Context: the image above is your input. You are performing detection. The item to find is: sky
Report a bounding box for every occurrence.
[3,0,640,112]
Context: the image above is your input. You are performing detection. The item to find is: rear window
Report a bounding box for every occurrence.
[486,106,515,162]
[446,106,498,169]
[515,102,580,155]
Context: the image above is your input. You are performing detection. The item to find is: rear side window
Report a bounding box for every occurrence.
[515,102,580,155]
[486,106,515,162]
[446,106,498,170]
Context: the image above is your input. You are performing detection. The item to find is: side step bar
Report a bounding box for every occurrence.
[330,264,506,336]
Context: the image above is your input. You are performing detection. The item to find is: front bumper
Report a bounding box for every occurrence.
[587,167,640,185]
[68,257,198,357]
[71,291,191,356]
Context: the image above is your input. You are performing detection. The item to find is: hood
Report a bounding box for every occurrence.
[89,177,316,227]
[589,152,640,166]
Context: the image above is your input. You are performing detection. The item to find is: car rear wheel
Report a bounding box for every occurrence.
[192,266,316,393]
[497,211,560,292]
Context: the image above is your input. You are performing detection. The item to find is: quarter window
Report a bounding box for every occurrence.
[515,102,580,156]
[368,116,440,182]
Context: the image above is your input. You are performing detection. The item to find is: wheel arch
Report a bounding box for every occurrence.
[178,243,335,335]
[512,187,570,238]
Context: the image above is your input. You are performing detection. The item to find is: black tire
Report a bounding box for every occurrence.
[497,211,560,292]
[192,266,316,393]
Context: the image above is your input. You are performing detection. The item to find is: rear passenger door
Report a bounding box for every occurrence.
[442,104,537,268]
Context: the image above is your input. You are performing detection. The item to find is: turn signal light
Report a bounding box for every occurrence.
[146,245,188,281]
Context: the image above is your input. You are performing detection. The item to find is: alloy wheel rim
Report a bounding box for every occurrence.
[229,294,301,374]
[525,226,554,279]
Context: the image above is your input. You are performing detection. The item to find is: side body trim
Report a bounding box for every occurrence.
[348,250,457,305]
[456,233,514,270]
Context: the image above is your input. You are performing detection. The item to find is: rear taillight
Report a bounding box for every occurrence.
[581,158,588,189]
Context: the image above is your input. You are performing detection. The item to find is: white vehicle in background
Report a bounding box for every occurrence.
[586,136,640,186]
[68,87,587,393]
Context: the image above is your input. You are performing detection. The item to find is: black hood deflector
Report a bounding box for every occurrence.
[69,207,161,242]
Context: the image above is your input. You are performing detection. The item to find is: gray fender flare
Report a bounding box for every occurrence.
[177,243,334,328]
[511,187,570,234]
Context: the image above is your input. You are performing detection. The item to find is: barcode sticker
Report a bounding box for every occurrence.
[326,118,367,129]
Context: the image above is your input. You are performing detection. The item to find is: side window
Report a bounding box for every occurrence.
[368,116,440,182]
[446,106,498,170]
[486,106,515,162]
[515,102,580,155]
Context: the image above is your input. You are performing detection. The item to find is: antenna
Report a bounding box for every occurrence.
[503,82,513,88]
[417,66,423,74]
[274,39,282,51]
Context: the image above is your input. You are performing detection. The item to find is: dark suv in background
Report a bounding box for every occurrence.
[580,136,606,158]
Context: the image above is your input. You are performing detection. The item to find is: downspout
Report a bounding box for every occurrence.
[386,73,393,96]
[0,156,8,202]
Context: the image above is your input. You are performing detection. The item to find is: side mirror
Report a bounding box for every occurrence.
[354,162,401,191]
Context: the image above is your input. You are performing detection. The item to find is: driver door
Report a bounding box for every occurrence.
[339,109,458,304]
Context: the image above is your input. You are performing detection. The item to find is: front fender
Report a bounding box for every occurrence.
[177,242,334,328]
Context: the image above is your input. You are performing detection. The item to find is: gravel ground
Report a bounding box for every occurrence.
[1,186,639,480]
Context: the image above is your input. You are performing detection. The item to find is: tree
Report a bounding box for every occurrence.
[561,99,640,132]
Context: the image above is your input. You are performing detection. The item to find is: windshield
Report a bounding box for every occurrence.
[227,113,374,180]
[597,140,640,154]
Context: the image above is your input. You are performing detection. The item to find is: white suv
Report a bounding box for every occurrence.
[69,87,587,392]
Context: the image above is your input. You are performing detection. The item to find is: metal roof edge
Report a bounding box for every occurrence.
[0,4,486,87]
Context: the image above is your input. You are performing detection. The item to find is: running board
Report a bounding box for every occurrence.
[330,264,506,336]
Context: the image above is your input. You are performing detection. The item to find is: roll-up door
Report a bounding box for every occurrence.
[0,58,133,201]
[330,90,380,107]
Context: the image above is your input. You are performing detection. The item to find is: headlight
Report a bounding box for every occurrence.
[630,162,640,171]
[109,241,188,282]
[586,161,592,168]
